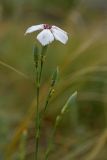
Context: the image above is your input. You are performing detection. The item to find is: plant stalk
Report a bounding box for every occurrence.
[44,123,57,160]
[35,46,48,160]
[35,67,40,160]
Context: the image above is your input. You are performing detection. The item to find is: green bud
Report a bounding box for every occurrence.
[33,45,40,68]
[51,67,59,87]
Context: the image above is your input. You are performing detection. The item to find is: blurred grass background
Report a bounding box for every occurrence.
[0,0,107,159]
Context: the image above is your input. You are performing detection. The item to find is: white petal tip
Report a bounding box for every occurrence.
[25,24,44,35]
[63,39,68,44]
[51,27,68,45]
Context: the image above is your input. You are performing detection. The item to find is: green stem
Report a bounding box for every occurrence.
[44,124,57,160]
[35,68,40,160]
[44,88,54,113]
[38,87,54,138]
[44,92,78,159]
[36,86,54,160]
[35,46,48,160]
[19,130,27,160]
[44,112,62,160]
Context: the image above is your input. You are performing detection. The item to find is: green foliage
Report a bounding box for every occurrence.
[0,0,79,20]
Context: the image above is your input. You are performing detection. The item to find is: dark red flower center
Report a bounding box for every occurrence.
[44,24,52,29]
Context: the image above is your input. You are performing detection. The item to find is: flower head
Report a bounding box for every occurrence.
[25,24,68,46]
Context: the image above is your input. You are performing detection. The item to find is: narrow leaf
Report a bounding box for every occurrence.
[61,91,77,114]
[55,91,77,127]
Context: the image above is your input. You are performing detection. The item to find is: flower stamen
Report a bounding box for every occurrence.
[43,24,52,29]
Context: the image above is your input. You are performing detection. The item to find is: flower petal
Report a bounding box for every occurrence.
[25,24,44,35]
[37,29,54,46]
[51,27,68,44]
[52,26,67,35]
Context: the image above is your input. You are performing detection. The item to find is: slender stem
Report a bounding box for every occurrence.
[19,130,27,160]
[39,87,54,135]
[44,112,62,160]
[44,124,57,160]
[35,67,40,160]
[35,46,48,160]
[45,115,62,160]
[43,87,54,114]
[45,92,78,160]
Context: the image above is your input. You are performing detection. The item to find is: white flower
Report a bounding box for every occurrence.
[25,24,68,46]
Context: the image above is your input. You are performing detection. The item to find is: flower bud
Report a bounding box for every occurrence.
[51,67,59,87]
[33,45,40,68]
